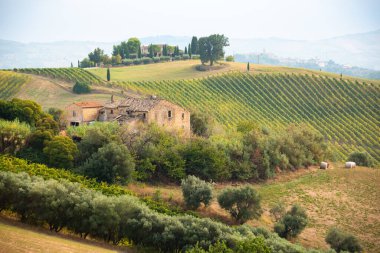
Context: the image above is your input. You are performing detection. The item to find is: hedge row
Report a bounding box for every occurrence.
[0,170,332,252]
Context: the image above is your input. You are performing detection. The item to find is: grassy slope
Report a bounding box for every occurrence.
[127,165,380,252]
[88,60,380,83]
[12,74,124,109]
[0,71,30,99]
[0,217,131,253]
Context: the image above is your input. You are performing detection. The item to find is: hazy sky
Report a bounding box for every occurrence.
[1,0,379,42]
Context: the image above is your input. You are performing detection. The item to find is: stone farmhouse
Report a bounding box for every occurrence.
[65,97,191,137]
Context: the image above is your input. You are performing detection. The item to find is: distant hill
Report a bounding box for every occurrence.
[1,30,379,71]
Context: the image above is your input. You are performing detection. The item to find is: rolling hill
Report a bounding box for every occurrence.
[1,62,379,163]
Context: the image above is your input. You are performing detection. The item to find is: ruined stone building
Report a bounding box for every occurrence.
[65,96,191,137]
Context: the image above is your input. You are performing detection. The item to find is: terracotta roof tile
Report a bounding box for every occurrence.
[74,102,103,108]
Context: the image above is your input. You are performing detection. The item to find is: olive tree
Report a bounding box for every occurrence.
[325,228,362,253]
[274,204,308,239]
[181,175,213,209]
[217,186,262,224]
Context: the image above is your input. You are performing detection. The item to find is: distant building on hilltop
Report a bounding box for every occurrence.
[65,96,191,137]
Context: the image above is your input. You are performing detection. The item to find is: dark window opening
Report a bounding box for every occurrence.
[70,122,79,127]
[168,110,172,118]
[110,109,114,114]
[182,113,185,120]
[143,113,146,119]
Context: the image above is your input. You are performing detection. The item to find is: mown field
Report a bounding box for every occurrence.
[0,217,130,253]
[117,72,379,163]
[127,165,380,252]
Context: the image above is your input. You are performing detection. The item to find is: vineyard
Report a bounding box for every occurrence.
[119,72,380,163]
[0,71,30,99]
[15,67,103,84]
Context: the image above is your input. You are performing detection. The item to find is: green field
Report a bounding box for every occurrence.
[0,217,130,253]
[116,71,379,163]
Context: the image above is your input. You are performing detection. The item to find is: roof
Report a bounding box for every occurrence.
[73,102,103,108]
[118,97,161,112]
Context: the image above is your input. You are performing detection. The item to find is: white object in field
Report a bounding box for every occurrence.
[320,162,329,169]
[345,161,356,168]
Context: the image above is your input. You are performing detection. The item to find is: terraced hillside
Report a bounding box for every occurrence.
[0,71,30,99]
[15,68,103,84]
[119,72,380,163]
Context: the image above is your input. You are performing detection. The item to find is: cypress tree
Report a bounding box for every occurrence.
[163,44,167,56]
[77,60,80,68]
[184,46,187,54]
[138,46,142,58]
[71,62,73,68]
[149,44,154,58]
[107,68,111,81]
[188,44,192,58]
[191,36,198,54]
[247,62,250,71]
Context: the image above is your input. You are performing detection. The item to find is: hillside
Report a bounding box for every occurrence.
[115,71,379,163]
[0,70,123,109]
[3,63,379,163]
[128,164,380,252]
[0,71,30,99]
[0,216,130,253]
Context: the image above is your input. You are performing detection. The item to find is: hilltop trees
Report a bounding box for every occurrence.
[198,34,229,66]
[191,36,198,54]
[73,81,91,94]
[88,48,105,66]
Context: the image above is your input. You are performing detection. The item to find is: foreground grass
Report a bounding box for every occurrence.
[127,165,380,252]
[0,216,131,253]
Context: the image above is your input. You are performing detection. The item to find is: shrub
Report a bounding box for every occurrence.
[142,57,153,64]
[325,228,362,253]
[72,81,91,94]
[274,204,308,239]
[182,54,190,60]
[192,55,200,59]
[160,56,171,62]
[0,119,31,154]
[217,186,262,224]
[173,56,182,61]
[153,57,161,63]
[122,59,134,66]
[181,175,213,209]
[133,58,142,65]
[43,136,78,169]
[79,142,135,184]
[225,56,234,62]
[347,151,374,167]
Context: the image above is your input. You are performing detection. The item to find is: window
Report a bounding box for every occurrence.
[143,113,146,119]
[182,113,185,120]
[72,111,76,117]
[168,110,172,118]
[110,109,114,114]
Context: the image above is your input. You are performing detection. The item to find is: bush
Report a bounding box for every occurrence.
[133,58,142,65]
[142,57,153,64]
[72,81,91,94]
[192,55,200,60]
[79,142,135,184]
[274,204,308,239]
[0,119,31,154]
[270,202,286,222]
[347,151,374,167]
[325,228,362,253]
[217,186,262,224]
[183,54,190,60]
[173,56,182,61]
[225,56,234,62]
[153,57,160,63]
[43,136,78,169]
[181,175,213,210]
[160,56,171,62]
[122,59,134,66]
